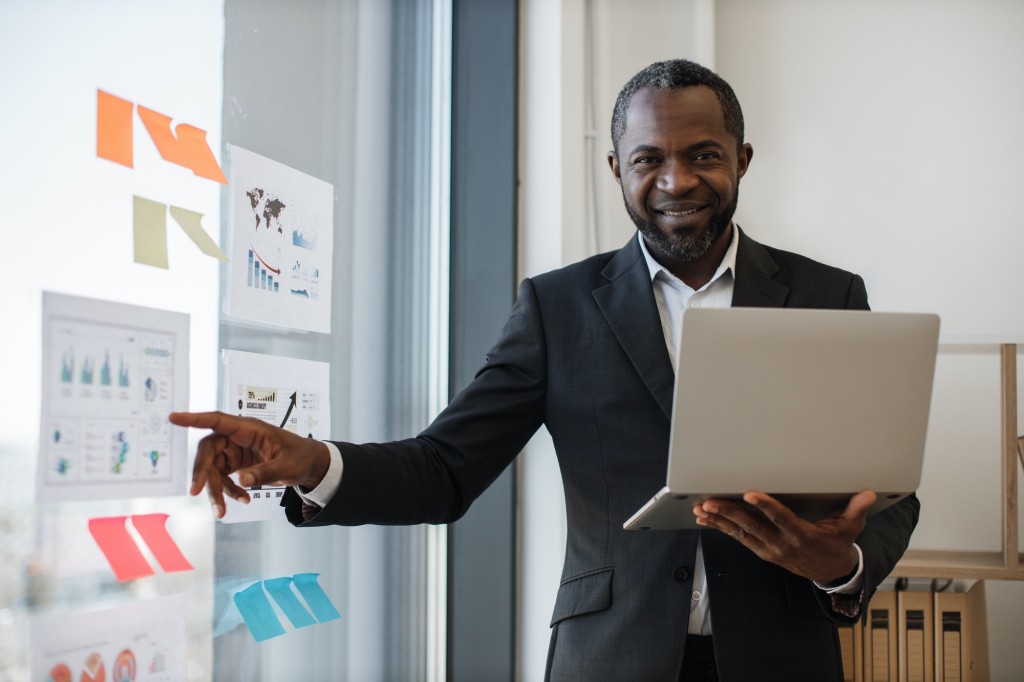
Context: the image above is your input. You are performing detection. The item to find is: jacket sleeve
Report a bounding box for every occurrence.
[286,278,548,527]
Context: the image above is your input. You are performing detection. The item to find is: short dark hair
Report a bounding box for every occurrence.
[611,59,745,153]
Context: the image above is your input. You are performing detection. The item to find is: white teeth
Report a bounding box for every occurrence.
[661,208,700,217]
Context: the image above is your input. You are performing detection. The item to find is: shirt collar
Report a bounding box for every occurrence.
[637,224,740,291]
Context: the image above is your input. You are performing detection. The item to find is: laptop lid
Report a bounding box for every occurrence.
[665,307,939,504]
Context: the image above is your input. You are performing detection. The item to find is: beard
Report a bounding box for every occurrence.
[623,190,739,264]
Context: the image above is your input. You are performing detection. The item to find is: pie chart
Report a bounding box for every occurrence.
[80,652,105,682]
[112,649,136,682]
[47,664,72,682]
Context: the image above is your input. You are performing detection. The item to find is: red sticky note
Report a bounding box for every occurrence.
[130,513,193,573]
[88,516,154,581]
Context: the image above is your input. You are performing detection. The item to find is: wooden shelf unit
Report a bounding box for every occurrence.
[892,343,1024,580]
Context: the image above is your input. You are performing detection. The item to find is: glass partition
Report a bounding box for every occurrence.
[0,0,449,679]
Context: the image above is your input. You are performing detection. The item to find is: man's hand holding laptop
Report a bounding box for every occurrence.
[693,489,876,584]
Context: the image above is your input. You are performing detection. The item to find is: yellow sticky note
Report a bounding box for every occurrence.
[169,206,229,262]
[133,195,169,268]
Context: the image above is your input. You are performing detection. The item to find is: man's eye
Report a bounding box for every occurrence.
[633,156,657,164]
[695,152,719,161]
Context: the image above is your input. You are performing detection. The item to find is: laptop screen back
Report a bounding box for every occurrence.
[666,308,940,496]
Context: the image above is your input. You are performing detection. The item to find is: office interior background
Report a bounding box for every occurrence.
[1,0,1022,680]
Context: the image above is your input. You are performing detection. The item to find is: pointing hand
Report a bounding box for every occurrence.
[169,411,330,518]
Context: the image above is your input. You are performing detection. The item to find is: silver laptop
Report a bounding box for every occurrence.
[623,307,940,531]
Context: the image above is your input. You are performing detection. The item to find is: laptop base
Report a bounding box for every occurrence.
[623,488,908,531]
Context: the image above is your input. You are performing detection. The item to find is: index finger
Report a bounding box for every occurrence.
[742,491,801,531]
[169,411,256,447]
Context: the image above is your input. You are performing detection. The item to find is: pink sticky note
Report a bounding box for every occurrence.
[130,513,194,573]
[88,516,154,581]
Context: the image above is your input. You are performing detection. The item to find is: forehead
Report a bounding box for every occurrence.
[621,86,731,149]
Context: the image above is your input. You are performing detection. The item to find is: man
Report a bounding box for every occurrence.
[173,60,918,681]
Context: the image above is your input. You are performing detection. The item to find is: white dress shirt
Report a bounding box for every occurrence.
[637,228,735,636]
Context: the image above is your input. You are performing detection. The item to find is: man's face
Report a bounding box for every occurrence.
[609,86,753,268]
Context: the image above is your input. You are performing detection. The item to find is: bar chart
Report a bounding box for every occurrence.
[247,247,280,294]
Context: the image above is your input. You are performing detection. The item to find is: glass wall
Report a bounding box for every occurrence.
[0,0,449,679]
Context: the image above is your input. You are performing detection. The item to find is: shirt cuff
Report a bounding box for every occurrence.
[293,441,343,509]
[814,543,864,595]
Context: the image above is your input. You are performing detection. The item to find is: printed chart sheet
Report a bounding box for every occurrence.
[225,145,334,333]
[31,595,186,682]
[220,350,331,523]
[39,293,189,502]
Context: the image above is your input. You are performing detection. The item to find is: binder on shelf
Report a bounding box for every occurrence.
[864,590,899,682]
[837,618,864,682]
[898,590,934,682]
[934,581,989,682]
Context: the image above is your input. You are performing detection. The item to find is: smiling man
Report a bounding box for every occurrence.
[172,60,918,681]
[609,83,752,290]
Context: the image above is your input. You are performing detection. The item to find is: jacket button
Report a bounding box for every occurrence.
[673,566,690,582]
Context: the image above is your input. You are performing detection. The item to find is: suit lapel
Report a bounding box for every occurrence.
[731,228,790,308]
[592,238,675,420]
[591,230,790,419]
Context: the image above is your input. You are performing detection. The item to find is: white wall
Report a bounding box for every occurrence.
[518,1,1024,680]
[718,0,1024,336]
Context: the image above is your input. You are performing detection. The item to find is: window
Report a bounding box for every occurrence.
[0,1,450,679]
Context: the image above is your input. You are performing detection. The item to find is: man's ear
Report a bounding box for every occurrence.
[737,143,754,179]
[607,150,622,184]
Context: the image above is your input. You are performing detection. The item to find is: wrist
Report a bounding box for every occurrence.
[820,546,861,587]
[300,441,331,490]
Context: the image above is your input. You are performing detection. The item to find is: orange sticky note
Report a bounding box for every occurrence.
[88,516,155,581]
[130,513,194,573]
[97,90,134,167]
[137,105,227,184]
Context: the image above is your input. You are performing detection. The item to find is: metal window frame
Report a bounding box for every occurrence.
[447,0,519,680]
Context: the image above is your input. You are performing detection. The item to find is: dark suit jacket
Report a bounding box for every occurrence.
[286,229,919,681]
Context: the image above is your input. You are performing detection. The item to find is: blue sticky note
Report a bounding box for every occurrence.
[213,597,245,638]
[214,577,260,638]
[233,582,287,642]
[263,577,317,629]
[292,572,341,623]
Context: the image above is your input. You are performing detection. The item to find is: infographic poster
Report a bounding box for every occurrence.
[220,350,331,523]
[225,145,334,333]
[31,595,186,681]
[39,293,189,502]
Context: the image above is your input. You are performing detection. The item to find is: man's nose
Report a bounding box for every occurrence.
[656,159,699,194]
